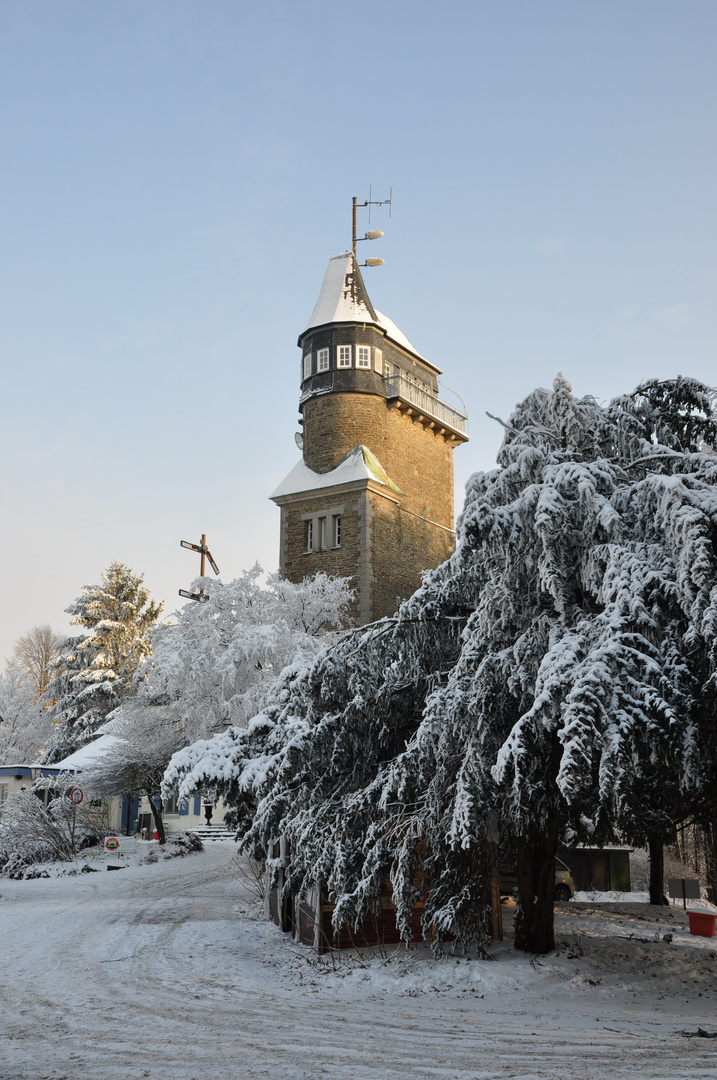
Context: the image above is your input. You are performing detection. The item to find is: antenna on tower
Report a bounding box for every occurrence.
[352,186,392,264]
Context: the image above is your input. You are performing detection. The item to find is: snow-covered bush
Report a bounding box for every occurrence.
[163,831,204,858]
[166,376,717,955]
[0,790,76,873]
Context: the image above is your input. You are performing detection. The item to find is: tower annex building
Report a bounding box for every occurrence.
[271,250,468,624]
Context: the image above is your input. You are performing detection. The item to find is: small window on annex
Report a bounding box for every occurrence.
[317,348,330,372]
[302,352,312,380]
[0,784,8,805]
[356,345,371,368]
[337,345,352,368]
[305,519,314,552]
[333,515,341,548]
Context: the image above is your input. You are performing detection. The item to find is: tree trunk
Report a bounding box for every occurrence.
[514,808,560,954]
[148,795,166,845]
[648,834,669,905]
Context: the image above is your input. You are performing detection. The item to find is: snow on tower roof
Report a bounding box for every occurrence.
[303,251,427,362]
[271,445,403,500]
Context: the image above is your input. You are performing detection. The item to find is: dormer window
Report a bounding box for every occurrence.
[303,352,312,380]
[337,345,352,368]
[356,346,371,368]
[317,348,330,372]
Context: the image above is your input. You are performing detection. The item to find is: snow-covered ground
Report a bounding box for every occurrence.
[2,843,717,1080]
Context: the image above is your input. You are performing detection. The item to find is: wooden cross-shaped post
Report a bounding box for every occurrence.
[179,533,220,601]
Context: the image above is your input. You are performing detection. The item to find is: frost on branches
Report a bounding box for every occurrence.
[0,670,54,764]
[142,567,353,744]
[166,377,717,956]
[45,563,163,762]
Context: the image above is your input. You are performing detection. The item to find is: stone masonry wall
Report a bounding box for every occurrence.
[367,493,455,621]
[278,484,455,624]
[302,393,456,529]
[280,490,363,622]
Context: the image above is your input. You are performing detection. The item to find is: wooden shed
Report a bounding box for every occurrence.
[266,839,502,952]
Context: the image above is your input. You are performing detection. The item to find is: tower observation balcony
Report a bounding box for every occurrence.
[383,373,468,441]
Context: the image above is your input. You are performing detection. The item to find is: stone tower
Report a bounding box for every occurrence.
[271,251,468,624]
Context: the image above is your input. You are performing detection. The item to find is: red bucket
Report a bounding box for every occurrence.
[687,911,716,938]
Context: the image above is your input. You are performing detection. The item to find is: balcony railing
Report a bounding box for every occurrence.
[383,374,468,437]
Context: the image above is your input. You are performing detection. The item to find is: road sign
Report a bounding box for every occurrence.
[69,787,83,805]
[179,589,208,602]
[105,836,120,852]
[668,877,700,908]
[180,540,204,553]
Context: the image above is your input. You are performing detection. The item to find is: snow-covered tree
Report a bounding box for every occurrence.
[166,376,717,955]
[8,624,62,697]
[142,567,352,743]
[80,706,185,845]
[45,563,163,761]
[0,669,54,763]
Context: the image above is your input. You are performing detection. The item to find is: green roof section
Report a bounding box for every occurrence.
[361,446,403,494]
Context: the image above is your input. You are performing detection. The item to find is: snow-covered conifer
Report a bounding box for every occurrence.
[45,563,163,761]
[165,377,717,954]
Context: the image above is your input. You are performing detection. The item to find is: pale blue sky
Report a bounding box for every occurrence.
[1,0,715,661]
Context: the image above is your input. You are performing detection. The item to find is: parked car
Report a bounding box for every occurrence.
[499,857,575,901]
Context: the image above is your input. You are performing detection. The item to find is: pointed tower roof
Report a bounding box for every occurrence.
[303,251,427,362]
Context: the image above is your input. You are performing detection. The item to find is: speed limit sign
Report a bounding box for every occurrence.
[69,788,83,805]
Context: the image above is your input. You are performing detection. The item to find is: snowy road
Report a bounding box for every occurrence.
[2,844,717,1079]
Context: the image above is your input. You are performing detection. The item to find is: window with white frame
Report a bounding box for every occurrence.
[0,784,8,805]
[374,348,383,374]
[164,794,179,815]
[356,345,371,368]
[303,507,343,553]
[317,347,330,372]
[303,352,312,380]
[337,345,352,368]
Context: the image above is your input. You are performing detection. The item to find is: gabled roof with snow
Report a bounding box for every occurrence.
[51,734,124,772]
[271,445,403,500]
[302,252,428,363]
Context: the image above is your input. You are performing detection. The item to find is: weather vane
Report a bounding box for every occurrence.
[352,185,392,265]
[179,532,220,602]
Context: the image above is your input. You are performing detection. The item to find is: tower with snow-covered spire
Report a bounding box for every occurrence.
[271,250,468,624]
